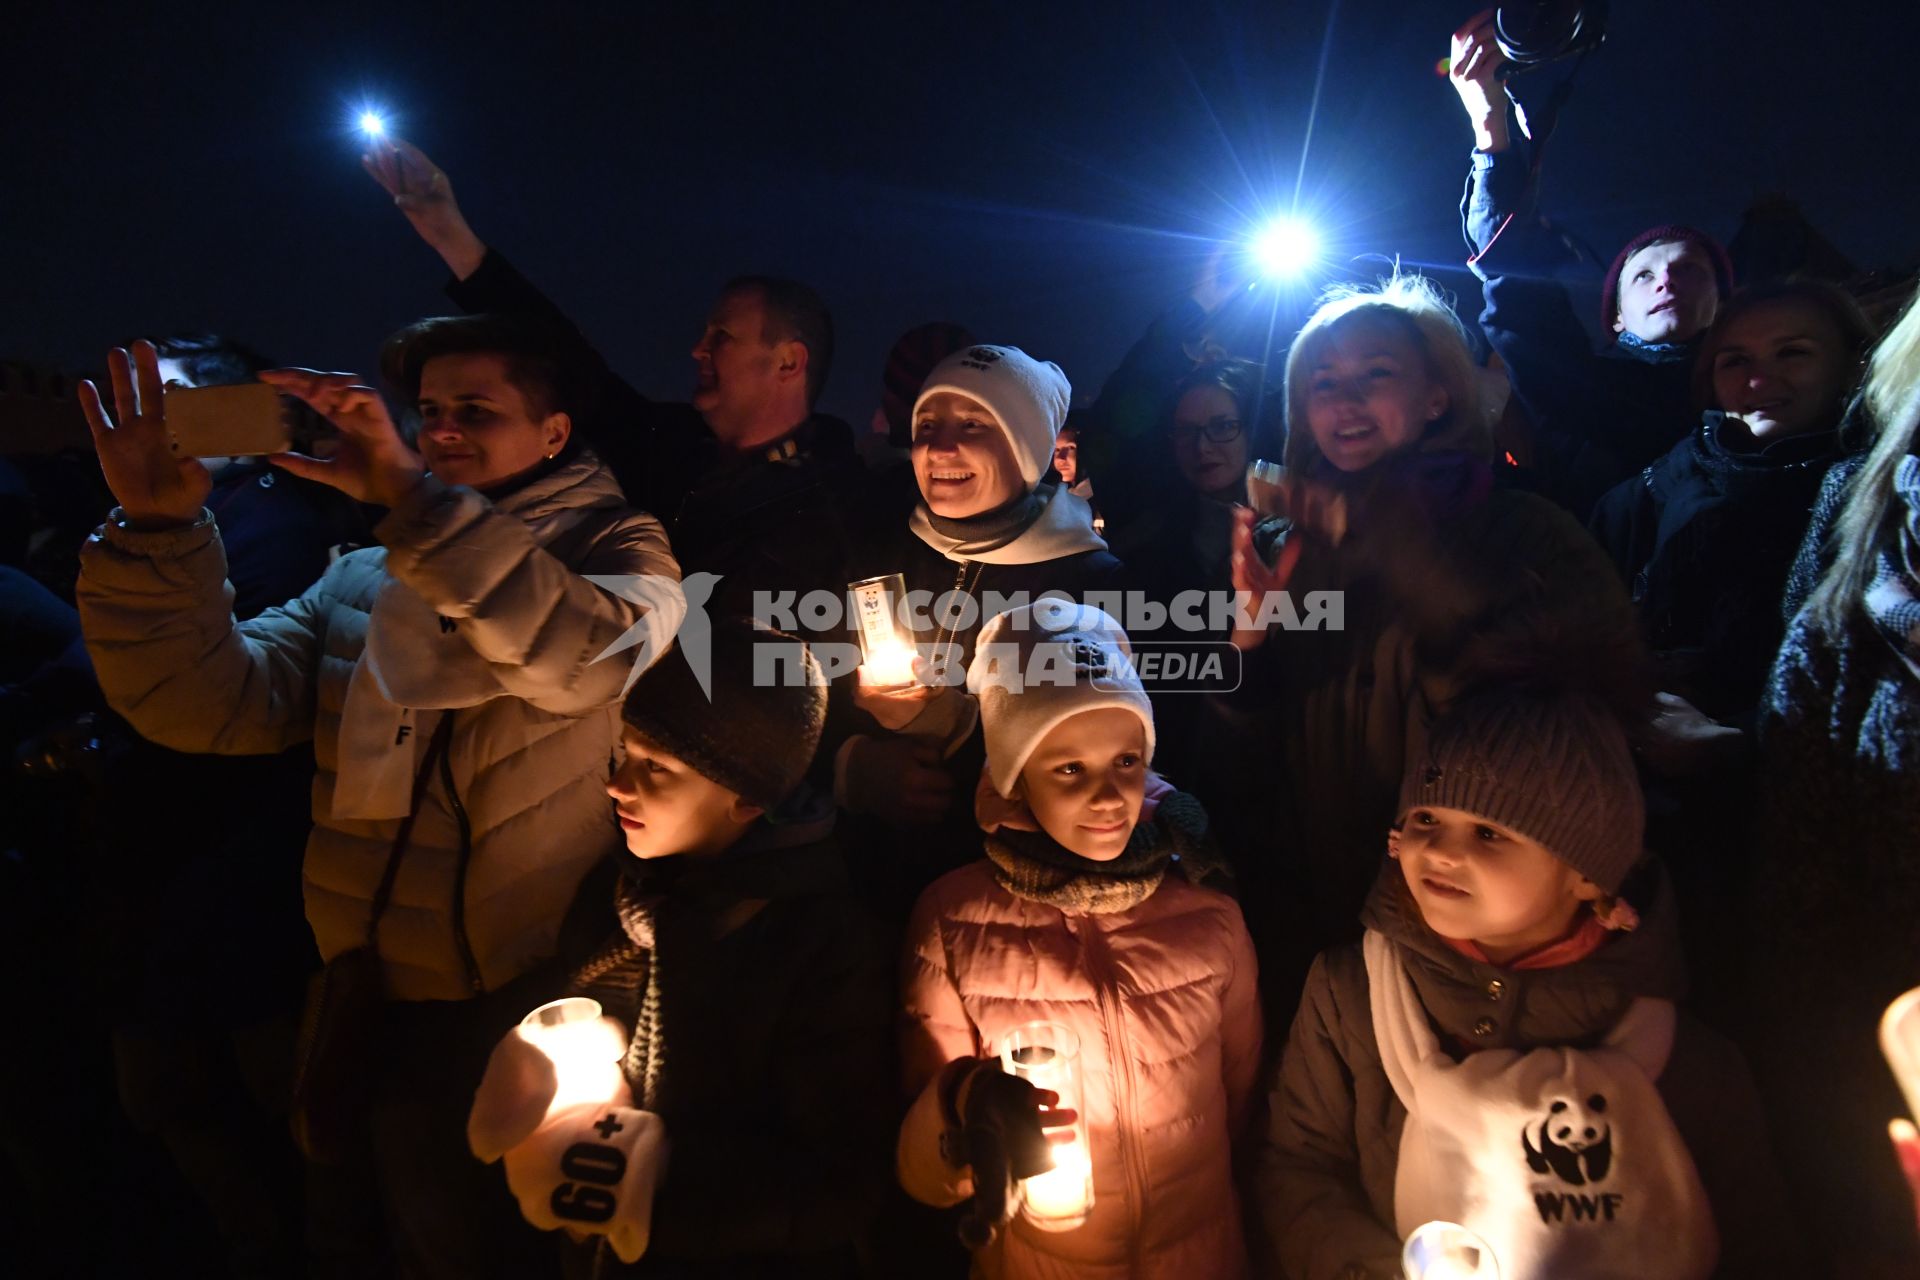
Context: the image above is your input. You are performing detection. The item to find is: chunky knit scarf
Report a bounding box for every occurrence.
[984,789,1225,914]
[1865,454,1920,676]
[569,873,668,1110]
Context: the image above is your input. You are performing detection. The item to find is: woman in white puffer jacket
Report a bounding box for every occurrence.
[74,316,684,1278]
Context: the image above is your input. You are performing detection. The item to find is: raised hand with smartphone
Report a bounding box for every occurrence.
[258,369,428,510]
[81,341,430,522]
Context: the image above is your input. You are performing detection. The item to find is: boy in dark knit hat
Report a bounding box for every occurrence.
[1256,689,1800,1280]
[467,619,893,1277]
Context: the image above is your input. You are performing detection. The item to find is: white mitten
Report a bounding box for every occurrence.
[501,1101,670,1264]
[467,1016,630,1163]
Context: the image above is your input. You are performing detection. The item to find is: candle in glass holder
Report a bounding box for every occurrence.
[1244,457,1348,544]
[520,997,626,1114]
[1020,1138,1093,1220]
[998,1021,1094,1231]
[1401,1220,1500,1280]
[848,573,918,686]
[1881,986,1920,1122]
[1246,458,1288,518]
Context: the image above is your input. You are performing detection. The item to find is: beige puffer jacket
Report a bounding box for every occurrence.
[897,860,1262,1279]
[76,453,682,1001]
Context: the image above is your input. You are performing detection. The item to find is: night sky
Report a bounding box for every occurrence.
[7,0,1914,430]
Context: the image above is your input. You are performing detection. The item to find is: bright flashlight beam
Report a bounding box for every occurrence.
[358,111,387,139]
[1252,217,1320,279]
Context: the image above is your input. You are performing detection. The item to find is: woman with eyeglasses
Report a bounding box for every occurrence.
[1108,361,1280,615]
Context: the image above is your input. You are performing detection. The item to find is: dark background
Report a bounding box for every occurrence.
[6,0,1914,428]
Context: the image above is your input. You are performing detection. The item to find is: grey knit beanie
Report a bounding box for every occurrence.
[620,618,826,812]
[1398,690,1645,894]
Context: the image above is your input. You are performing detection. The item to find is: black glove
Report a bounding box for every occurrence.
[945,1061,1054,1249]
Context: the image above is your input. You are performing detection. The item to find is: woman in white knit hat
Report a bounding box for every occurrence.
[836,345,1125,919]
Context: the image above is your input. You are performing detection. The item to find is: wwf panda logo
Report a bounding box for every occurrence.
[1523,1093,1612,1187]
[1067,638,1111,680]
[958,346,1003,371]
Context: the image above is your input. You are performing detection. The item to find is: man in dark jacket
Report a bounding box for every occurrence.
[1448,12,1734,521]
[362,137,862,627]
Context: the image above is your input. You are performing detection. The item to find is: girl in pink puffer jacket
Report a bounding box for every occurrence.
[896,601,1262,1279]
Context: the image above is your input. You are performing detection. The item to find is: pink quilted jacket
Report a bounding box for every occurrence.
[898,860,1262,1279]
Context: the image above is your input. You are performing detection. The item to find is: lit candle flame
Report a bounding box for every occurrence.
[1021,1137,1093,1224]
[521,998,626,1113]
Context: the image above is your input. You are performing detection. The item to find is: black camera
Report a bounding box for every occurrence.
[1495,0,1609,74]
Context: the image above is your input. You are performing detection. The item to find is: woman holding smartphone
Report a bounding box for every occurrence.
[73,316,685,1279]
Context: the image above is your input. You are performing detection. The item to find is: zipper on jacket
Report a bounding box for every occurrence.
[1081,920,1148,1268]
[932,560,984,678]
[436,720,485,996]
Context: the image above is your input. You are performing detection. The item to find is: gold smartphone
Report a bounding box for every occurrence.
[163,383,294,457]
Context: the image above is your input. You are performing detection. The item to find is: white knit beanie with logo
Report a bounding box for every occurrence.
[966,599,1156,798]
[913,345,1071,489]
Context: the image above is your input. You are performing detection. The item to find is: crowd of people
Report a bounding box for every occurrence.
[4,12,1918,1279]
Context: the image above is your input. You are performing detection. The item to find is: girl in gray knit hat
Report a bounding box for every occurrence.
[1256,688,1802,1280]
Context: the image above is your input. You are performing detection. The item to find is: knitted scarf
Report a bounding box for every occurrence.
[565,798,838,1112]
[984,789,1224,914]
[1613,330,1694,364]
[569,872,669,1110]
[1318,448,1494,526]
[1865,453,1920,675]
[923,487,1047,549]
[909,482,1109,565]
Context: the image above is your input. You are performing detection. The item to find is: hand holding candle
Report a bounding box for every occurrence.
[469,998,629,1166]
[1245,458,1348,544]
[520,997,629,1114]
[949,1060,1080,1249]
[848,573,920,687]
[998,1021,1094,1231]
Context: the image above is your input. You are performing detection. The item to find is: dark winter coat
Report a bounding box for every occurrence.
[1745,538,1920,1269]
[1589,414,1842,724]
[1233,480,1639,945]
[556,809,895,1278]
[1464,148,1701,522]
[1257,863,1801,1280]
